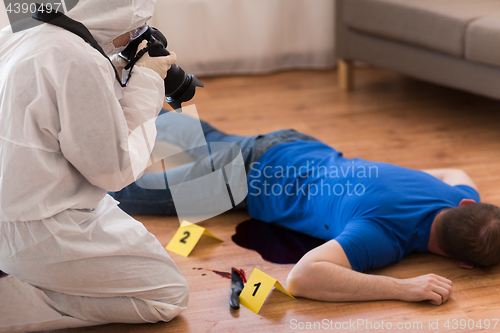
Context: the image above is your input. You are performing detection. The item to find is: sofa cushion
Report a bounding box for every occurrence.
[344,0,500,58]
[466,14,500,67]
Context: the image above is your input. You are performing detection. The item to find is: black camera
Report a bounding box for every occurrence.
[119,26,203,111]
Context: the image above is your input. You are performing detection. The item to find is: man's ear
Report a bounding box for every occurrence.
[456,261,474,269]
[459,199,476,206]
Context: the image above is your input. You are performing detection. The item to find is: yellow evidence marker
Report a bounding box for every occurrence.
[166,220,223,257]
[239,268,295,313]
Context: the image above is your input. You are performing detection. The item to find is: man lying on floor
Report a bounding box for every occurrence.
[110,111,500,306]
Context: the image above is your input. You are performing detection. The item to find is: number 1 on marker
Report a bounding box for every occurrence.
[252,282,261,296]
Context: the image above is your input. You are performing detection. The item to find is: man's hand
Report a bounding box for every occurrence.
[397,274,453,305]
[135,41,177,80]
[111,54,128,81]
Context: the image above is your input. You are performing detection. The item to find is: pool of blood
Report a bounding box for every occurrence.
[231,219,326,264]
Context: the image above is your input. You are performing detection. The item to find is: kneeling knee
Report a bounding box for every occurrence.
[144,277,189,322]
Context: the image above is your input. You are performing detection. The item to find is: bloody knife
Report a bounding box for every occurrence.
[230,267,246,309]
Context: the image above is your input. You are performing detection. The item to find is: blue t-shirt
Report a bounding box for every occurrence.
[246,141,480,272]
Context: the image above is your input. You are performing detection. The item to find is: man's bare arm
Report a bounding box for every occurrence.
[286,240,453,305]
[422,168,478,191]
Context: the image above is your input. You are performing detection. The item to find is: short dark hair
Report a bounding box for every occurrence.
[436,203,500,267]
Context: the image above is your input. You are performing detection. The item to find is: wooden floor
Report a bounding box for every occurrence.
[57,67,500,332]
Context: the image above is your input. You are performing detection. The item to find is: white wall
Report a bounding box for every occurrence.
[0,3,10,31]
[0,0,336,76]
[151,0,336,76]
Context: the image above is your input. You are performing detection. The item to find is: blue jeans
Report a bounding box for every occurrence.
[109,111,318,216]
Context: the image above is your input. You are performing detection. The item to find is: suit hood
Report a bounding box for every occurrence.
[66,0,157,50]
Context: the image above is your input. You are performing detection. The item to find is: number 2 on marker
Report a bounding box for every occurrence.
[252,282,262,296]
[180,231,190,243]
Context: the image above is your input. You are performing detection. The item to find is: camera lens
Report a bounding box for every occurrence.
[164,64,204,111]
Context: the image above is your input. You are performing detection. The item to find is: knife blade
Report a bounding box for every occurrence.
[230,267,246,309]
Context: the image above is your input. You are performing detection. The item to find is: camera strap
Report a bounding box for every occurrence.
[32,6,126,87]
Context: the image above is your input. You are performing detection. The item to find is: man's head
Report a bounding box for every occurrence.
[435,199,500,268]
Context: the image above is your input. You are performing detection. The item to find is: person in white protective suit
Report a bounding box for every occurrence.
[0,0,189,332]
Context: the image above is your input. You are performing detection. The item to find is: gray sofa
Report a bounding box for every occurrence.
[336,0,500,100]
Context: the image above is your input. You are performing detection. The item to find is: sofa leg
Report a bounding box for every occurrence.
[338,59,354,91]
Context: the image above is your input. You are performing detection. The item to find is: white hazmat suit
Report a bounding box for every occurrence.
[0,0,189,332]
